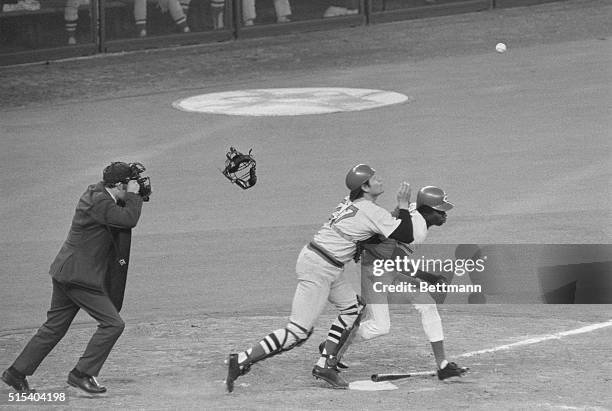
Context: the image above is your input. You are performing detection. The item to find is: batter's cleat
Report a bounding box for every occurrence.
[312,365,348,389]
[437,362,469,380]
[225,353,251,393]
[318,341,349,369]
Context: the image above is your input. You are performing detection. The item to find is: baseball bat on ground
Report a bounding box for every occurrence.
[371,370,436,382]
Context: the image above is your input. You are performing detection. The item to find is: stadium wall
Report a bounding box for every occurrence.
[0,0,567,66]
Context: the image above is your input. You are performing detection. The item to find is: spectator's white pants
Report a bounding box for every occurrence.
[242,0,291,22]
[134,0,187,26]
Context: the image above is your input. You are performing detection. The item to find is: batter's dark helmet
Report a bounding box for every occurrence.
[346,164,375,191]
[416,186,454,211]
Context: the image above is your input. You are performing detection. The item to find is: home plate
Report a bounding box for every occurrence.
[349,380,398,391]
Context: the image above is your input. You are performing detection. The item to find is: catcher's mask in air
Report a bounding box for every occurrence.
[221,147,257,190]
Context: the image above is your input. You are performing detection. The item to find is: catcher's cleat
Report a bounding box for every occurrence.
[225,353,251,393]
[318,341,348,370]
[312,364,348,389]
[437,362,469,380]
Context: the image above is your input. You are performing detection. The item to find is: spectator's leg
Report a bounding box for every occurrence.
[64,0,79,44]
[210,0,224,29]
[179,0,190,15]
[273,0,290,22]
[323,0,358,17]
[241,0,255,25]
[134,0,147,36]
[166,0,189,31]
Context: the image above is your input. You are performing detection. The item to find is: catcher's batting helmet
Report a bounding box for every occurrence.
[416,186,454,211]
[346,164,375,191]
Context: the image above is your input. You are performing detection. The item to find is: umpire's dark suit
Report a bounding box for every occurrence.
[12,181,143,377]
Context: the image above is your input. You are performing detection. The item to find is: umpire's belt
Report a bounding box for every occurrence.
[307,242,344,268]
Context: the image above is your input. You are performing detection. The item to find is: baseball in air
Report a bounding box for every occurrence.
[495,42,507,53]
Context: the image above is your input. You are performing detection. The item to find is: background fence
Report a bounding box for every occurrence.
[1,0,564,65]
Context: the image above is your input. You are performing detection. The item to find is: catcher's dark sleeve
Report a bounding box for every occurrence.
[388,209,414,244]
[353,235,383,262]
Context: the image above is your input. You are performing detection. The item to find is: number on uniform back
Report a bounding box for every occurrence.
[329,201,359,225]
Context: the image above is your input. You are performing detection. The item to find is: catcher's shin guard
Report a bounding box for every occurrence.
[322,296,366,367]
[256,321,313,362]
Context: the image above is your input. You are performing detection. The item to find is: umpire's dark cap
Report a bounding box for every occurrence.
[103,162,132,184]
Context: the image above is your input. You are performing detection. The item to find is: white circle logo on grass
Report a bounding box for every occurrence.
[172,88,411,116]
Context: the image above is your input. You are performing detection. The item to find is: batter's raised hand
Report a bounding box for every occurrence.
[396,181,411,210]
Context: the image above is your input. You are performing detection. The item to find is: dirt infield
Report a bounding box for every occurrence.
[1,306,611,409]
[1,0,611,409]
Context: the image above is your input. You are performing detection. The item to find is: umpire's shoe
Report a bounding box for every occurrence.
[225,353,251,393]
[437,361,469,380]
[312,362,348,389]
[67,371,107,394]
[2,367,34,392]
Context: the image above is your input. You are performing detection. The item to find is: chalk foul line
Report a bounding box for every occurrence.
[351,320,612,388]
[459,319,612,358]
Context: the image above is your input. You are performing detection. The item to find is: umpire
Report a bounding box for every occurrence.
[1,162,144,394]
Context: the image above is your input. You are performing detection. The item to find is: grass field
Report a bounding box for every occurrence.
[1,0,611,409]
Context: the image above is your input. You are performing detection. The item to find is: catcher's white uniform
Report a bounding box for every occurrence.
[290,196,403,332]
[226,176,420,392]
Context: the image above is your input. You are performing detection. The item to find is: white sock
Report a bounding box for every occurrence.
[439,359,448,370]
[316,356,326,368]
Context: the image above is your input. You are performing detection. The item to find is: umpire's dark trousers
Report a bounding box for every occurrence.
[12,279,125,377]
